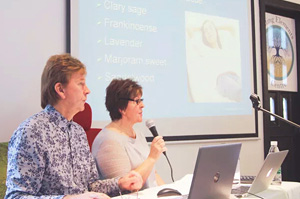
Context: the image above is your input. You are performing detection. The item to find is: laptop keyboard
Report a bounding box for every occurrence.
[240,175,255,184]
[231,185,250,195]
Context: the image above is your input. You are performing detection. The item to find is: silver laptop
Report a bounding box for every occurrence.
[182,143,241,199]
[232,150,289,198]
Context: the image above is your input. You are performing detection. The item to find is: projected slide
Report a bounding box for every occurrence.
[186,13,242,103]
[71,0,256,138]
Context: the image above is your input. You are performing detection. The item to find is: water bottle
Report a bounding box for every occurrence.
[268,141,282,185]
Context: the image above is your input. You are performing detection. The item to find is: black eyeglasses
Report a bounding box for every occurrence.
[119,98,144,105]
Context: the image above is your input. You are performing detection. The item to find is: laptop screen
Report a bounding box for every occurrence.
[188,143,242,199]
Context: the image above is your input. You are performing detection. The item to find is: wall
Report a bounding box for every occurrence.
[0,0,298,183]
[0,0,65,142]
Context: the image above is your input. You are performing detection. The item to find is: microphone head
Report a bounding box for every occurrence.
[145,119,155,129]
[249,93,261,109]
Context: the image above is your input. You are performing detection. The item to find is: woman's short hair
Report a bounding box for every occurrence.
[41,53,86,108]
[105,78,143,121]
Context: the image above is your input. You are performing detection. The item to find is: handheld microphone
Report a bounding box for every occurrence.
[145,119,175,182]
[145,119,159,137]
[145,119,165,156]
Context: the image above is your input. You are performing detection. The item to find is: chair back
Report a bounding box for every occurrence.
[73,103,101,150]
[73,103,92,131]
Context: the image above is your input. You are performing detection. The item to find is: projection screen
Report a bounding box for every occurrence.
[68,0,257,141]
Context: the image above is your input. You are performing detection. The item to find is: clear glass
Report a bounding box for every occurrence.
[270,97,275,121]
[283,97,288,120]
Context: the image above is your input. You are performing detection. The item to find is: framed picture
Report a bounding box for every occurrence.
[265,12,298,92]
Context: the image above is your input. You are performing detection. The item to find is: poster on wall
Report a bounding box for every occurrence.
[266,13,298,92]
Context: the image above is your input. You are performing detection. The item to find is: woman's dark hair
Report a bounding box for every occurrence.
[105,78,143,121]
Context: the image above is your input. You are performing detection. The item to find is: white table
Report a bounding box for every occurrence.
[113,174,300,199]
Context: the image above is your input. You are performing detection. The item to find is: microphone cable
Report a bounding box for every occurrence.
[145,120,175,182]
[247,192,264,199]
[164,153,175,182]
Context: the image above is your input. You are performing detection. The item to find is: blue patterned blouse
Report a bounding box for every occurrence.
[5,105,120,199]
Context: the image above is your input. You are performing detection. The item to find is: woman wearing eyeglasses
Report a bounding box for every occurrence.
[92,78,166,190]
